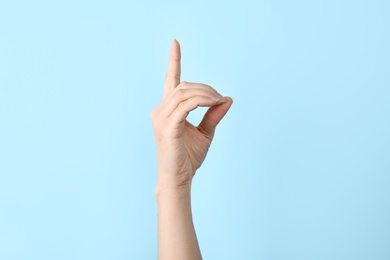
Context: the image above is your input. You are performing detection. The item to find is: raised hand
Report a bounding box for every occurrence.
[151,39,233,191]
[152,39,233,260]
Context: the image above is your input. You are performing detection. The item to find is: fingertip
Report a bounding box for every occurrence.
[172,38,180,49]
[197,96,232,137]
[218,96,233,113]
[222,96,233,105]
[170,38,181,61]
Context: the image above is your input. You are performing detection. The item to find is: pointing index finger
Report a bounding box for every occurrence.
[163,39,181,99]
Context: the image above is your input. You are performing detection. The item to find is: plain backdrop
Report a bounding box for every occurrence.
[0,0,389,259]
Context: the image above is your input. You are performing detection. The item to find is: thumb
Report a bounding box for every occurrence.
[197,96,233,138]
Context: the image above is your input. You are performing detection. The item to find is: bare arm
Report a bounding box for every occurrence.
[151,39,233,260]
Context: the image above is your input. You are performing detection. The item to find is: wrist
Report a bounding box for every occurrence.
[155,179,192,203]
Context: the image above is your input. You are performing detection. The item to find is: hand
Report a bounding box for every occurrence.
[151,39,233,191]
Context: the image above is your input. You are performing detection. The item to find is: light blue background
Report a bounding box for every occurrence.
[1,0,389,259]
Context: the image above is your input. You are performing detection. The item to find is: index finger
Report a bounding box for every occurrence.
[163,39,181,99]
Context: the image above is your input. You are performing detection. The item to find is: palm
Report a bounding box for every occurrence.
[179,121,212,176]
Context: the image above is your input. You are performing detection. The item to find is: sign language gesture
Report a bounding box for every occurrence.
[152,39,233,259]
[151,39,233,191]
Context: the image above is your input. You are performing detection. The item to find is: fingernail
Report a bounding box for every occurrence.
[216,93,224,99]
[216,95,226,103]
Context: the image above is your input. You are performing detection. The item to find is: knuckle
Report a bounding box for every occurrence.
[179,81,189,88]
[177,101,186,110]
[176,88,185,95]
[177,101,190,113]
[172,88,185,102]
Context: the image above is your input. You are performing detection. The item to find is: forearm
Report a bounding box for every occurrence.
[156,181,202,260]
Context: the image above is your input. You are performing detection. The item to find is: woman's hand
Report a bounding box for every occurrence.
[152,39,232,260]
[151,39,233,192]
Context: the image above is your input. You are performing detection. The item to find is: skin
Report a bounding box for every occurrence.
[151,39,233,260]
